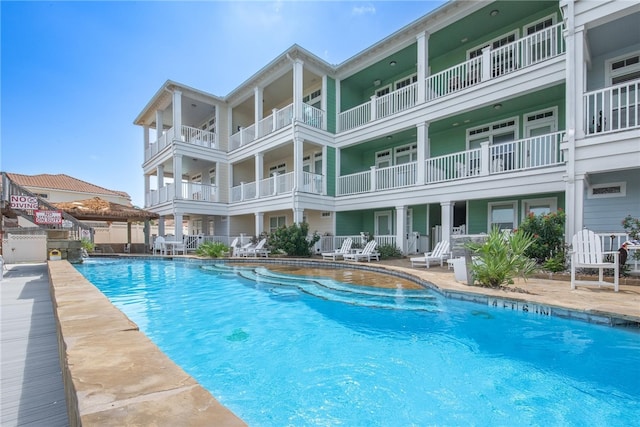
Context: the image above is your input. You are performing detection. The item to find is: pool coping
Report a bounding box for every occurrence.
[50,256,640,425]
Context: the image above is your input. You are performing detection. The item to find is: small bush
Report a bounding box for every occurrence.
[377,243,402,259]
[267,222,320,257]
[517,209,566,268]
[81,238,95,252]
[466,227,537,287]
[195,241,229,258]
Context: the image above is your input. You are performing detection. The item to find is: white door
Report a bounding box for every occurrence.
[375,211,392,237]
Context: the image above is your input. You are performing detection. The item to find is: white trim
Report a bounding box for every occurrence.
[587,182,627,199]
[466,116,519,149]
[488,201,518,231]
[375,210,392,235]
[605,51,640,86]
[394,142,418,164]
[524,107,558,136]
[394,73,417,91]
[375,149,392,168]
[523,13,556,36]
[376,84,391,97]
[467,30,519,59]
[521,197,558,218]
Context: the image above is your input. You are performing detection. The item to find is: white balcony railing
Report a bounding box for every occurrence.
[303,104,325,129]
[146,182,217,206]
[338,23,565,133]
[230,103,294,151]
[301,171,323,194]
[231,172,296,202]
[145,126,216,161]
[584,79,639,136]
[337,132,565,195]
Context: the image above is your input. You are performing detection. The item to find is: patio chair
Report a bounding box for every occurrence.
[235,241,254,257]
[245,238,270,258]
[570,229,619,292]
[410,240,451,268]
[343,240,378,262]
[152,236,166,255]
[322,238,353,261]
[229,237,239,256]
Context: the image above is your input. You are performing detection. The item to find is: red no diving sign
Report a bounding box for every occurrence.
[10,195,39,210]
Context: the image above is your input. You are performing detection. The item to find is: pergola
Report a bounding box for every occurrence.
[52,197,158,248]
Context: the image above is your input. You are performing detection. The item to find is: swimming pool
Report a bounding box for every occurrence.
[75,258,640,426]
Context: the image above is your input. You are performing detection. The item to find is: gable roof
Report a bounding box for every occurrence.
[6,173,131,201]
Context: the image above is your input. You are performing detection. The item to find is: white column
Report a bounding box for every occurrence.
[173,90,182,136]
[174,154,183,199]
[336,78,341,131]
[396,205,407,254]
[255,212,264,237]
[174,212,183,241]
[574,174,586,235]
[441,201,453,245]
[563,0,577,243]
[292,59,304,121]
[321,145,328,195]
[293,137,303,191]
[574,26,585,139]
[143,125,150,151]
[155,110,163,140]
[321,75,328,130]
[158,217,165,237]
[144,175,150,207]
[416,122,429,185]
[416,31,429,103]
[293,208,304,225]
[157,165,165,188]
[254,86,263,125]
[255,152,263,196]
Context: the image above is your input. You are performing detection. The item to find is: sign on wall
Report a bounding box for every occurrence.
[34,210,63,225]
[10,195,39,210]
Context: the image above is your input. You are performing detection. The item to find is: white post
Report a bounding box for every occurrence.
[255,153,263,197]
[480,142,491,176]
[441,201,453,245]
[370,166,377,192]
[155,110,163,141]
[370,95,377,121]
[255,212,264,237]
[292,59,304,121]
[173,90,182,138]
[416,31,429,103]
[173,154,183,199]
[481,47,492,82]
[293,137,303,191]
[416,122,428,185]
[396,205,407,254]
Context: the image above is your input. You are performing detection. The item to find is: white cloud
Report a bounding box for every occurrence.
[352,4,376,16]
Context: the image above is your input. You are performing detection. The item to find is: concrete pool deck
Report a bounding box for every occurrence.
[4,257,639,426]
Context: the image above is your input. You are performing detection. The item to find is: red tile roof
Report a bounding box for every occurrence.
[6,173,131,200]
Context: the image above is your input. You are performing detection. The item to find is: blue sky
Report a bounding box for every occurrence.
[1,0,444,207]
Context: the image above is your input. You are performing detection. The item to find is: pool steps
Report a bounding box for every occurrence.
[200,264,440,312]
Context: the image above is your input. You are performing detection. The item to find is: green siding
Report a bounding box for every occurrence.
[326,146,336,196]
[467,192,565,234]
[326,77,336,134]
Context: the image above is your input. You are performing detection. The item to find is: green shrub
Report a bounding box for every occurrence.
[267,222,320,257]
[377,243,402,259]
[622,215,640,240]
[80,238,95,252]
[195,241,229,258]
[517,209,566,270]
[466,227,537,287]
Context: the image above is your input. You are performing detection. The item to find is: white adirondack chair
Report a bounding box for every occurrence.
[343,240,379,262]
[322,238,353,260]
[571,229,619,292]
[410,240,451,268]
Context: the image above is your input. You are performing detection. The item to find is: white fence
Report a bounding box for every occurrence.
[2,234,47,263]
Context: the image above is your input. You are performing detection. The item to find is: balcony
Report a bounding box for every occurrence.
[584,78,639,136]
[337,131,565,196]
[337,22,565,132]
[145,125,217,161]
[229,103,326,151]
[146,182,217,206]
[230,171,324,203]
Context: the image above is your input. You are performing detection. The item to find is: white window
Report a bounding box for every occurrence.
[395,74,417,90]
[209,168,216,186]
[524,14,555,35]
[269,163,286,175]
[269,216,286,233]
[468,118,518,171]
[607,52,640,85]
[488,201,517,231]
[468,31,518,59]
[200,115,216,133]
[375,149,392,168]
[588,182,626,199]
[522,198,557,217]
[375,211,392,236]
[394,143,417,164]
[376,85,391,97]
[303,88,322,109]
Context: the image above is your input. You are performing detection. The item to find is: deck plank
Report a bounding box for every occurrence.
[1,263,69,427]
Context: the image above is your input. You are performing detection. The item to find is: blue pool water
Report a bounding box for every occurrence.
[75,259,640,426]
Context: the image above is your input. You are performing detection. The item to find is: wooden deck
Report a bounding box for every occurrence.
[1,263,69,427]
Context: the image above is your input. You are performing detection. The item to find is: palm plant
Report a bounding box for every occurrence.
[466,227,537,287]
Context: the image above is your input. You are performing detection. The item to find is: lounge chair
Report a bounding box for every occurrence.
[571,229,619,292]
[322,238,353,260]
[343,240,378,262]
[235,241,254,257]
[228,237,239,256]
[152,236,166,255]
[410,240,451,268]
[245,238,270,258]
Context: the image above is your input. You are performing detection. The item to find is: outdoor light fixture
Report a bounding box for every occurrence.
[493,103,502,110]
[389,60,397,67]
[374,79,381,86]
[490,9,499,17]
